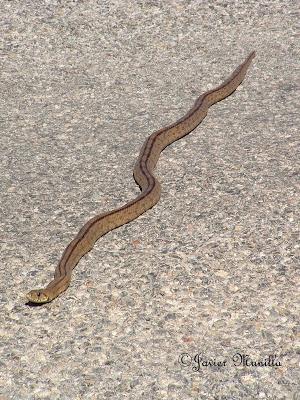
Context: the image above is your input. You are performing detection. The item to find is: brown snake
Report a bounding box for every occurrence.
[27,51,255,304]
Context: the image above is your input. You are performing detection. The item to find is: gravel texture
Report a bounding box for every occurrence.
[0,1,299,399]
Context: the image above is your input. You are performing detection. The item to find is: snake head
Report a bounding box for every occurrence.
[26,289,50,304]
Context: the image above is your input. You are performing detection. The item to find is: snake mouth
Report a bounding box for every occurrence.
[26,290,50,304]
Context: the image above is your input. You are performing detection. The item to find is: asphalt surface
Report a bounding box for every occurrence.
[0,1,299,399]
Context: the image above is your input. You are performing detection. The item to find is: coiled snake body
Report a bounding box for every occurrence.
[27,52,255,304]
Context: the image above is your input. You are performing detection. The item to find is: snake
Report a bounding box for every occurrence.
[26,51,255,304]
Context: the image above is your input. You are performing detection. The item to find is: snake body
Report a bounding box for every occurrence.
[27,51,255,304]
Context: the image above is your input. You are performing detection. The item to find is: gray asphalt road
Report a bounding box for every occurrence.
[0,1,298,399]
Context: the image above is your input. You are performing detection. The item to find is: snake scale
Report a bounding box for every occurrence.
[27,51,255,304]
